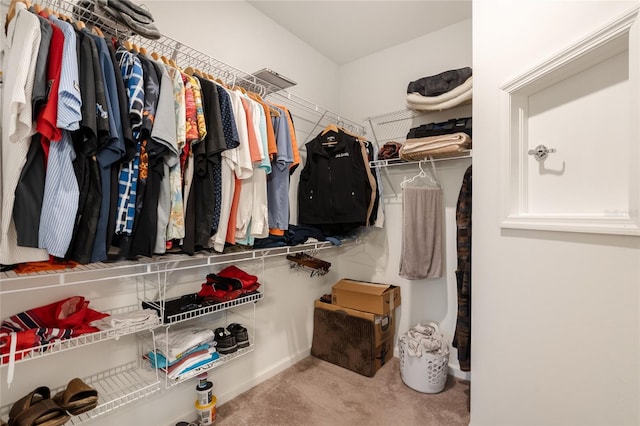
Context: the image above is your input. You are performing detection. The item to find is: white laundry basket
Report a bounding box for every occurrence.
[399,326,449,393]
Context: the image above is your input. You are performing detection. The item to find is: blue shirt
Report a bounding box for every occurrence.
[49,16,81,131]
[38,131,80,257]
[267,107,294,230]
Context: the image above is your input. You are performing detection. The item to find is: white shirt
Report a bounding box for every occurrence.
[1,4,49,264]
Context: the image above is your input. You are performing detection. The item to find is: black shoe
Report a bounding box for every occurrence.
[214,327,237,354]
[227,323,249,348]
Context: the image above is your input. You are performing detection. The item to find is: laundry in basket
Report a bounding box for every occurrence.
[399,321,449,393]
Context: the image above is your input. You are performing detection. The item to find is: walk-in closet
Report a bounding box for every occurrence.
[1,1,639,426]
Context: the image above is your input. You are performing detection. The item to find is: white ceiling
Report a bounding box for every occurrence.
[248,1,472,65]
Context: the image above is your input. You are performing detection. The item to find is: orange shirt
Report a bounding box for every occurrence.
[225,176,242,245]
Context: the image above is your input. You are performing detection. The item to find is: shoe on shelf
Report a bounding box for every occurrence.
[214,327,237,354]
[227,323,250,348]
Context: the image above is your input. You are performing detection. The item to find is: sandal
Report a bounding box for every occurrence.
[53,378,98,416]
[9,400,69,426]
[8,387,69,426]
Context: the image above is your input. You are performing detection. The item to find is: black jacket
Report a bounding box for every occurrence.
[298,130,371,226]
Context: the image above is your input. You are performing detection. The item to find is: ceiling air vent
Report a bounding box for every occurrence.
[252,68,297,91]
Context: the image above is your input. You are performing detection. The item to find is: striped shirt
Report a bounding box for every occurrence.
[49,16,81,131]
[38,131,79,257]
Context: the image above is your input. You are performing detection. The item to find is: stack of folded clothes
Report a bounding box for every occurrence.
[197,265,261,303]
[148,328,219,380]
[399,116,473,161]
[406,67,472,111]
[74,0,161,39]
[407,117,472,140]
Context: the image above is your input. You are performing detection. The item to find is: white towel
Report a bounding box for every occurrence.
[90,309,159,330]
[407,86,472,111]
[407,76,473,105]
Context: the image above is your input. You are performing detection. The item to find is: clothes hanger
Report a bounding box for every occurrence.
[400,158,441,189]
[151,52,160,61]
[139,46,148,57]
[183,66,195,76]
[92,25,105,38]
[123,40,134,51]
[321,123,340,135]
[74,19,86,30]
[32,3,42,13]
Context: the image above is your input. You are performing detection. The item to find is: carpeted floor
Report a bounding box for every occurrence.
[216,356,470,426]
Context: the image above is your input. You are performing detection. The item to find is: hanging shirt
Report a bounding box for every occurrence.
[188,75,207,143]
[13,14,52,249]
[209,84,239,236]
[114,47,144,236]
[31,15,52,117]
[35,15,64,162]
[87,31,125,262]
[49,16,81,131]
[165,66,186,242]
[192,76,226,248]
[267,106,294,232]
[38,131,79,257]
[0,2,49,265]
[130,56,162,257]
[152,63,179,254]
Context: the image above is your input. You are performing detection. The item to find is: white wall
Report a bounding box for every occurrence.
[472,1,640,425]
[146,0,340,111]
[337,19,473,377]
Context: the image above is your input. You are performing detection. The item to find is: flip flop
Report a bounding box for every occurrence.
[8,400,70,426]
[52,378,98,416]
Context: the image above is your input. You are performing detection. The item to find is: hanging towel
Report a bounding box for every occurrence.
[399,187,443,279]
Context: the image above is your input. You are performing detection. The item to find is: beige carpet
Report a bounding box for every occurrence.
[216,356,470,426]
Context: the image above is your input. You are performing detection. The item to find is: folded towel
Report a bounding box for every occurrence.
[399,133,471,161]
[407,86,472,112]
[90,308,158,330]
[407,67,472,97]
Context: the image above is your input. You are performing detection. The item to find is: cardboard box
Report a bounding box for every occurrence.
[331,279,401,315]
[311,300,395,377]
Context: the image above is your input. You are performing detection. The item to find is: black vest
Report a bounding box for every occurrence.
[298,130,371,227]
